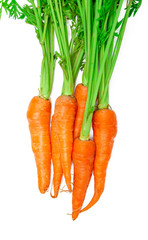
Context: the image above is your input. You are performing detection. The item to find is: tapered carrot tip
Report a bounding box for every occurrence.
[72,211,79,221]
[51,115,63,197]
[67,182,72,192]
[38,170,51,194]
[52,190,58,198]
[72,138,95,220]
[50,189,58,198]
[39,186,48,194]
[80,109,117,212]
[27,96,51,194]
[51,180,63,198]
[37,160,51,194]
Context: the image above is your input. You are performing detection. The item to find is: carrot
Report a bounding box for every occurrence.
[54,95,77,192]
[74,84,87,139]
[51,115,63,198]
[27,96,52,194]
[72,138,95,221]
[3,2,56,193]
[81,109,117,212]
[49,1,83,195]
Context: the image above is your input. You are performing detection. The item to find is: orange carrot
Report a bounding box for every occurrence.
[27,96,52,194]
[54,95,77,192]
[72,138,95,220]
[81,109,117,212]
[74,84,87,139]
[51,115,63,198]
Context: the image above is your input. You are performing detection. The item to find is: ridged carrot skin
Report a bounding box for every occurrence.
[51,115,63,198]
[74,84,87,139]
[72,138,95,220]
[54,95,77,192]
[27,96,52,194]
[81,109,117,212]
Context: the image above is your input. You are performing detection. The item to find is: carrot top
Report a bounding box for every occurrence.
[1,0,56,100]
[79,0,142,141]
[49,0,84,96]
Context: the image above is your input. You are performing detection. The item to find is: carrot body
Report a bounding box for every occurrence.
[54,95,77,191]
[27,96,52,194]
[74,84,87,139]
[51,115,63,198]
[81,109,117,212]
[72,138,95,220]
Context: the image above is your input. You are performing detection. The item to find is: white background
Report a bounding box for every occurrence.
[0,1,148,240]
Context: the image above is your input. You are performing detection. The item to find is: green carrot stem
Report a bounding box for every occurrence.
[39,17,55,99]
[99,10,110,104]
[91,0,124,106]
[70,28,77,54]
[49,21,55,94]
[85,0,101,86]
[30,0,50,99]
[37,0,41,19]
[48,0,74,96]
[99,46,105,102]
[82,0,87,60]
[30,0,43,41]
[100,1,132,105]
[41,15,49,45]
[80,0,124,140]
[73,48,84,82]
[86,0,91,65]
[2,0,55,100]
[62,74,73,96]
[39,45,50,99]
[46,19,55,97]
[48,0,64,55]
[56,0,73,91]
[98,2,116,109]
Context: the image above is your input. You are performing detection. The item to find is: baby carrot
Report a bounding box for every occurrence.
[72,138,95,220]
[54,95,77,192]
[81,109,117,212]
[51,115,63,198]
[27,96,52,194]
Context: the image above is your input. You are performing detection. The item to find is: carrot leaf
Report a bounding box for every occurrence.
[129,0,142,17]
[1,0,56,100]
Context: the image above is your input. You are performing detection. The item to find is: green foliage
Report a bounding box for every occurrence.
[49,0,84,94]
[22,4,36,26]
[1,1,42,40]
[129,0,142,17]
[0,0,24,19]
[0,0,3,19]
[80,0,143,138]
[96,1,123,48]
[1,0,55,99]
[0,0,50,29]
[62,0,78,20]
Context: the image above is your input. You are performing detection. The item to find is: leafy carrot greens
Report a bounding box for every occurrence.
[48,0,84,95]
[79,0,142,140]
[1,0,56,100]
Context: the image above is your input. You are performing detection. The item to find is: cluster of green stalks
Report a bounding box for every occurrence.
[0,0,142,139]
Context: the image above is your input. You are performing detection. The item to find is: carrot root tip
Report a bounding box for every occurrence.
[72,211,79,221]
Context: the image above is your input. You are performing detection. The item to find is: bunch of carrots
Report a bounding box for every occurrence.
[1,0,142,220]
